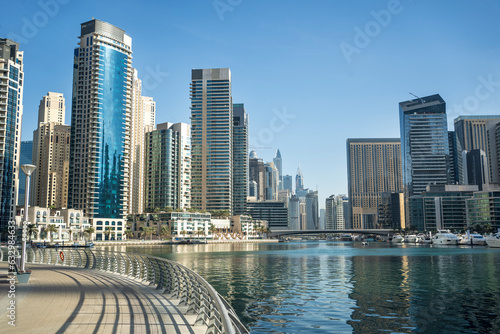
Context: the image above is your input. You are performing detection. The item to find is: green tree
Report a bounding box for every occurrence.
[197,227,205,239]
[27,224,38,241]
[160,226,171,240]
[208,224,217,237]
[142,226,154,240]
[45,224,58,242]
[84,226,95,242]
[125,229,134,239]
[104,226,113,241]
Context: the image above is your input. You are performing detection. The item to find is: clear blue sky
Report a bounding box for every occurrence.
[3,0,500,208]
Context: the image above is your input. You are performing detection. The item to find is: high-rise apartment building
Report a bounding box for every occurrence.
[249,150,265,200]
[273,149,283,190]
[128,69,156,214]
[142,96,156,128]
[0,39,24,227]
[454,115,500,184]
[347,138,402,229]
[233,103,248,215]
[145,122,191,211]
[306,190,318,230]
[32,92,70,209]
[400,94,450,198]
[288,195,300,230]
[325,194,348,230]
[190,68,233,213]
[264,162,279,200]
[68,19,132,220]
[37,92,65,124]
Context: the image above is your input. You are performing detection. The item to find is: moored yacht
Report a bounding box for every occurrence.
[458,231,487,246]
[485,233,500,248]
[404,234,418,243]
[433,230,459,245]
[391,234,404,243]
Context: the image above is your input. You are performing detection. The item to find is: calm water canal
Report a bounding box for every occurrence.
[102,241,500,333]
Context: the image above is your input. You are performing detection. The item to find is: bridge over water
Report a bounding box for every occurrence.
[269,229,394,238]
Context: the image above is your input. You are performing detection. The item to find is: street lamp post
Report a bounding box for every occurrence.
[20,164,37,273]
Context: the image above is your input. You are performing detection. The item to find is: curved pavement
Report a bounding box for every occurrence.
[0,263,207,333]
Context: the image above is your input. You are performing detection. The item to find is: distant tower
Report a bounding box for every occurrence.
[296,163,304,193]
[283,175,293,194]
[273,149,283,190]
[249,150,265,200]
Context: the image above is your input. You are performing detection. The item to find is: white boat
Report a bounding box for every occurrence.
[416,233,432,244]
[433,230,459,245]
[458,231,487,246]
[485,233,500,248]
[404,234,418,243]
[391,234,404,243]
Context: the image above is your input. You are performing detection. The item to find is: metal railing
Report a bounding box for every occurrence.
[0,247,248,334]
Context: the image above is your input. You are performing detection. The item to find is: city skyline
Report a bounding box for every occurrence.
[3,1,500,206]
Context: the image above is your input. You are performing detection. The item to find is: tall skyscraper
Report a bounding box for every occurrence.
[18,141,33,205]
[283,175,293,194]
[273,149,283,190]
[306,190,318,230]
[249,150,265,200]
[190,68,233,213]
[400,94,450,198]
[233,103,248,215]
[454,115,500,184]
[296,164,304,193]
[264,162,279,200]
[0,38,24,227]
[128,69,156,214]
[32,93,70,208]
[68,19,132,220]
[288,195,300,230]
[325,194,348,230]
[347,138,402,229]
[145,122,191,211]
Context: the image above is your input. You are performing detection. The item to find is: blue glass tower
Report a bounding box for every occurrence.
[0,39,24,228]
[399,94,450,197]
[68,20,132,219]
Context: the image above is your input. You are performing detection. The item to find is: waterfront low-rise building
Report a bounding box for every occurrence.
[245,200,288,230]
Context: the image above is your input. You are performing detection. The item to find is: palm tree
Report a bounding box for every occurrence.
[104,226,113,241]
[264,227,271,238]
[45,224,58,242]
[197,227,205,240]
[180,229,187,239]
[142,226,154,240]
[208,224,217,238]
[27,224,38,241]
[84,226,95,242]
[125,229,134,240]
[160,226,171,240]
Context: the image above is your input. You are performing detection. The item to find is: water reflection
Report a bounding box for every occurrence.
[99,242,500,333]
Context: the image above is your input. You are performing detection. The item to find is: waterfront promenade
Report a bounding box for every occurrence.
[0,262,207,333]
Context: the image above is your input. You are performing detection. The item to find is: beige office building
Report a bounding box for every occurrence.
[347,138,402,229]
[32,93,70,209]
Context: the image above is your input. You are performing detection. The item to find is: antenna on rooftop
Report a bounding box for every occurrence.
[409,92,425,104]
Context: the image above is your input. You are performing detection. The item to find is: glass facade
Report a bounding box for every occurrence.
[68,20,131,219]
[0,39,23,227]
[232,103,248,215]
[399,94,449,198]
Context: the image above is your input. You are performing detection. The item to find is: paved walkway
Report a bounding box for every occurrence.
[0,262,207,333]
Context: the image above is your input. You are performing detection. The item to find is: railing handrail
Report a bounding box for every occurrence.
[0,246,248,334]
